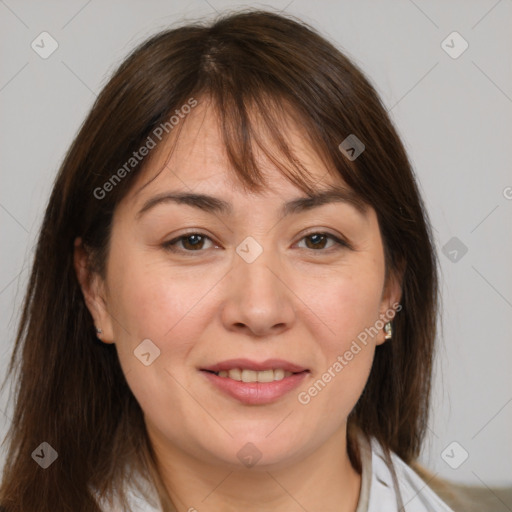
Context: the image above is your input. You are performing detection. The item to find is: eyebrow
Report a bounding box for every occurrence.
[135,185,368,220]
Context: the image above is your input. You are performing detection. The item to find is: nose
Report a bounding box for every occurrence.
[220,243,296,338]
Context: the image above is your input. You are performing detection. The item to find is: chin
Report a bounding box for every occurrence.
[204,428,311,470]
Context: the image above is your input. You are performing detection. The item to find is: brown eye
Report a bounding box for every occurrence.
[297,232,348,251]
[304,233,329,250]
[180,234,207,250]
[163,233,216,253]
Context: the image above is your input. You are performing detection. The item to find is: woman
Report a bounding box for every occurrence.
[0,9,463,512]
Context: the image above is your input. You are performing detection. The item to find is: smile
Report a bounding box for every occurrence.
[210,368,294,382]
[200,364,309,405]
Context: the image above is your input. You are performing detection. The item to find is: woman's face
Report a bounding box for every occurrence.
[77,101,400,470]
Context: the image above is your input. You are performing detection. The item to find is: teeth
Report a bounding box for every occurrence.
[215,368,294,382]
[228,368,241,380]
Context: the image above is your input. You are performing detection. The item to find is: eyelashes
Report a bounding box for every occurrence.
[162,231,351,255]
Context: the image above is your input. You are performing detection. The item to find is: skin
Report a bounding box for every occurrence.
[75,99,401,512]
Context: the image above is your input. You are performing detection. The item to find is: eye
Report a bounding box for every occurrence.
[163,232,217,253]
[296,232,349,252]
[162,231,349,255]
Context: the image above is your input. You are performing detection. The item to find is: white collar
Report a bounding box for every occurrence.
[357,433,455,512]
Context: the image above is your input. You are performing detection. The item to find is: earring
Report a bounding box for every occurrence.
[384,322,392,340]
[96,327,102,335]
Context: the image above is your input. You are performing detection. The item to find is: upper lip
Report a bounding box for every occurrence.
[201,358,309,373]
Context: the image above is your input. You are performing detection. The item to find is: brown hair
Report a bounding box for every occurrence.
[1,9,442,511]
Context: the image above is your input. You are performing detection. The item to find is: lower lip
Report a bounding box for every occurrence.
[201,370,308,405]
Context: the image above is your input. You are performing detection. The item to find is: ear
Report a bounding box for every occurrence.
[375,266,403,346]
[73,237,115,344]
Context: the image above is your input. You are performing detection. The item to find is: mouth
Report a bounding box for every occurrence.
[201,358,310,382]
[202,368,302,382]
[199,358,310,405]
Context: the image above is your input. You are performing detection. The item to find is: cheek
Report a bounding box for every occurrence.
[104,245,226,402]
[303,261,385,350]
[296,261,384,413]
[107,246,215,340]
[104,252,212,438]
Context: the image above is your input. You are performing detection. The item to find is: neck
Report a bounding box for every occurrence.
[148,425,362,512]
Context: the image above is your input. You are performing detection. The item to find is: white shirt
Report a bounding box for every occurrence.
[356,432,455,512]
[97,434,455,512]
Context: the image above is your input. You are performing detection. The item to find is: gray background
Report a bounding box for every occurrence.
[1,0,511,487]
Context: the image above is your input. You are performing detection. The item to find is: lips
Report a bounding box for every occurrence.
[200,358,310,405]
[201,370,308,405]
[201,358,308,373]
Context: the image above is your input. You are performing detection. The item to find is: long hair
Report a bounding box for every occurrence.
[1,9,439,511]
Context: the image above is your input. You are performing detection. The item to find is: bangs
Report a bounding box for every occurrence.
[210,90,333,196]
[148,87,366,206]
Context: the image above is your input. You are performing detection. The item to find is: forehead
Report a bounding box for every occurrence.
[125,98,351,207]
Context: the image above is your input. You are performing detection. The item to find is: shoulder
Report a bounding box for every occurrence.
[366,436,456,512]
